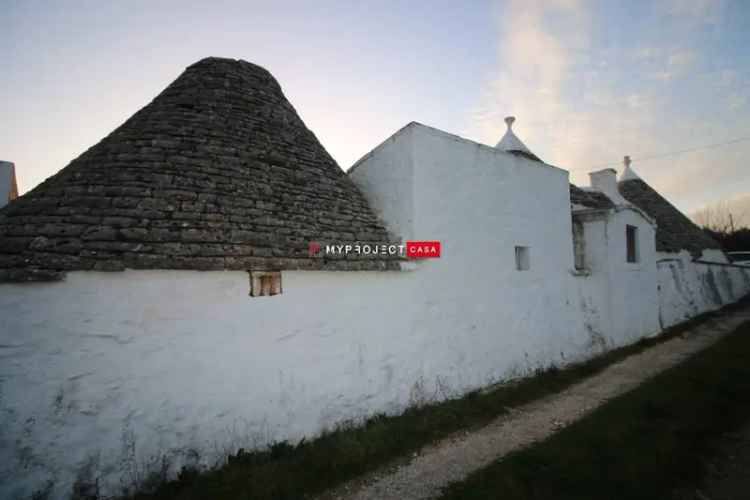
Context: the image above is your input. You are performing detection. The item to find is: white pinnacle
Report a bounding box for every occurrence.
[495,116,536,158]
[619,155,642,181]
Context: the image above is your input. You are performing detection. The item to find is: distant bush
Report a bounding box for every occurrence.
[704,227,750,252]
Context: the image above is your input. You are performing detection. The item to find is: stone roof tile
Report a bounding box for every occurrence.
[618,178,721,255]
[569,184,615,210]
[0,57,399,281]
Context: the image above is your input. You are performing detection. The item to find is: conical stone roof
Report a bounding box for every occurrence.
[0,57,398,281]
[618,177,721,256]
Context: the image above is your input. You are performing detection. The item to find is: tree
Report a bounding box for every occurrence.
[693,201,743,234]
[695,202,750,252]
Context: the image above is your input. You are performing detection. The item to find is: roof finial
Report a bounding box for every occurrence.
[496,116,539,160]
[620,154,641,182]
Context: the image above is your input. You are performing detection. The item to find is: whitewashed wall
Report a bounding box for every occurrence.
[571,215,612,352]
[408,124,591,366]
[657,249,750,328]
[604,208,660,343]
[349,125,415,240]
[0,123,735,499]
[1,125,594,499]
[1,261,600,500]
[354,123,601,364]
[571,206,660,350]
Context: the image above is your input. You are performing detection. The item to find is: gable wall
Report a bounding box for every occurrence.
[410,125,576,276]
[571,206,660,349]
[604,208,660,342]
[348,127,415,240]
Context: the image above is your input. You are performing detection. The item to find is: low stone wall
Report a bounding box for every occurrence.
[657,250,750,328]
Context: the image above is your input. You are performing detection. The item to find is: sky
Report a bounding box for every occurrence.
[2,0,749,218]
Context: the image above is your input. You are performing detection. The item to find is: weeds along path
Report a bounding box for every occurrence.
[317,306,750,500]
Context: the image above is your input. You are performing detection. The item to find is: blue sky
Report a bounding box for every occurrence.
[2,0,749,217]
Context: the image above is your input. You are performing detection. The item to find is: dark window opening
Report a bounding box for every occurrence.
[572,221,585,270]
[515,246,530,271]
[626,225,639,263]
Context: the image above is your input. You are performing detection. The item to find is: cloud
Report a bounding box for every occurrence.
[650,50,697,82]
[626,94,645,109]
[634,47,657,61]
[468,0,748,214]
[469,0,659,179]
[652,71,673,81]
[470,1,592,168]
[663,0,722,24]
[662,49,698,80]
[668,50,696,68]
[728,93,746,110]
[718,69,737,86]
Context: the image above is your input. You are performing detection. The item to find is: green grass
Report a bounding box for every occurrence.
[440,317,750,500]
[125,302,745,500]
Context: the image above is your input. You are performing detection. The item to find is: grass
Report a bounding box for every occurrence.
[439,316,750,500]
[125,301,746,500]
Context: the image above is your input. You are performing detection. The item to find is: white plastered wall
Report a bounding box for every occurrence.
[572,206,660,350]
[0,123,739,499]
[656,249,750,328]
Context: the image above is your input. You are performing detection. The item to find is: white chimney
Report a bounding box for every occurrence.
[589,168,626,204]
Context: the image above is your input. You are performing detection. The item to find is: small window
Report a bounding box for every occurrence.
[249,271,282,297]
[515,246,530,271]
[626,225,639,263]
[572,221,585,270]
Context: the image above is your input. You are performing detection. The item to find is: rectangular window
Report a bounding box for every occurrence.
[572,221,585,270]
[249,271,282,297]
[626,225,639,263]
[515,246,530,271]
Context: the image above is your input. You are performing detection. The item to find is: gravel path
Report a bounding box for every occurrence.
[317,307,750,500]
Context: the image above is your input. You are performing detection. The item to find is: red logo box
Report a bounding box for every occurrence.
[406,241,441,259]
[308,241,321,256]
